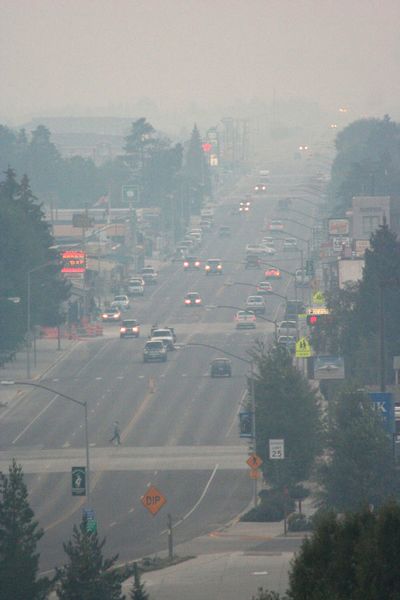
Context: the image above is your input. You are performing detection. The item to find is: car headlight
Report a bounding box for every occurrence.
[195,298,201,304]
[217,264,222,269]
[185,299,191,304]
[205,265,210,270]
[120,327,126,332]
[132,327,138,332]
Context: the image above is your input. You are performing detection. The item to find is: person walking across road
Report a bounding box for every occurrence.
[110,420,121,445]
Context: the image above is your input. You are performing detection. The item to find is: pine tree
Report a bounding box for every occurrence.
[55,521,124,600]
[130,562,149,600]
[0,459,49,600]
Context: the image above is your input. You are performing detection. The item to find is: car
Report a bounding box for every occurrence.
[210,358,232,377]
[219,225,231,238]
[283,237,298,250]
[254,183,267,193]
[277,335,296,353]
[256,281,272,294]
[140,266,158,284]
[264,267,281,279]
[150,328,175,350]
[235,310,256,329]
[120,319,140,338]
[246,295,266,315]
[261,237,275,248]
[183,256,201,270]
[295,268,311,287]
[150,324,177,343]
[102,306,122,322]
[246,244,263,255]
[205,259,223,275]
[285,300,306,320]
[199,219,212,231]
[111,295,130,310]
[259,243,276,255]
[245,254,261,269]
[277,198,292,211]
[268,219,284,232]
[239,201,251,213]
[127,279,145,296]
[143,340,167,362]
[277,320,297,336]
[184,292,202,306]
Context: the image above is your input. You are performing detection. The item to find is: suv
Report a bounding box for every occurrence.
[127,279,144,296]
[210,358,232,377]
[246,295,266,315]
[245,254,261,269]
[143,340,167,363]
[277,320,297,337]
[102,306,122,322]
[140,266,158,284]
[277,335,296,353]
[111,295,130,310]
[285,300,306,320]
[150,328,175,350]
[205,259,223,275]
[120,319,140,338]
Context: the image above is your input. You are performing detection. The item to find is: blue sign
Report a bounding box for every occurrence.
[369,392,395,434]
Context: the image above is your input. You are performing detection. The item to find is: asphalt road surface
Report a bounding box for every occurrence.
[0,168,315,573]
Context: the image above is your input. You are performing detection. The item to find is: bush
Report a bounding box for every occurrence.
[287,512,313,532]
[241,489,295,522]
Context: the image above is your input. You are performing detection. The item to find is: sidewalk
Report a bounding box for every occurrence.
[0,337,77,412]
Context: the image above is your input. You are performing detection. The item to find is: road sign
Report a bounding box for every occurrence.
[82,508,97,533]
[239,411,253,438]
[296,337,312,358]
[312,290,325,305]
[71,466,86,496]
[141,485,167,516]
[247,453,263,470]
[269,439,285,460]
[122,184,140,205]
[249,469,261,479]
[369,392,395,434]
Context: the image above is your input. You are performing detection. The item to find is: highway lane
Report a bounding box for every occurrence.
[0,172,314,571]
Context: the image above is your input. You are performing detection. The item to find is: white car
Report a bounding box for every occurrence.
[261,237,275,248]
[277,321,297,336]
[256,281,273,295]
[268,220,284,232]
[283,237,298,250]
[235,310,256,329]
[127,279,144,296]
[111,295,130,310]
[245,295,266,315]
[150,328,175,350]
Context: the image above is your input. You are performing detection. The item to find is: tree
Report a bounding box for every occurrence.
[55,520,124,600]
[316,388,398,512]
[251,343,323,487]
[330,116,400,215]
[0,460,49,600]
[287,502,400,600]
[184,124,211,212]
[130,562,149,600]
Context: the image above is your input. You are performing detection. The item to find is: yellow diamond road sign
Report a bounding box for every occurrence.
[296,337,312,358]
[312,291,325,306]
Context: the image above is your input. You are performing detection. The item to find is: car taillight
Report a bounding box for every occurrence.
[195,298,201,304]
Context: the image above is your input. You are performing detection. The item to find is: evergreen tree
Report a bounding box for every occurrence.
[55,521,124,600]
[130,562,149,600]
[316,388,398,512]
[184,124,211,212]
[251,343,323,487]
[0,459,49,600]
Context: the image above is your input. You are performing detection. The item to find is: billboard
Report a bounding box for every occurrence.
[314,355,345,380]
[328,219,349,235]
[61,250,86,273]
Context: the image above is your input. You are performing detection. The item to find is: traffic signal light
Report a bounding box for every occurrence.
[305,259,314,277]
[307,314,319,326]
[239,412,253,438]
[306,313,331,326]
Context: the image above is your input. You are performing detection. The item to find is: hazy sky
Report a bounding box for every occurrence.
[1,0,400,123]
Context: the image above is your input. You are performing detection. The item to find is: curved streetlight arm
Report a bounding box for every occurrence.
[183,342,251,365]
[283,217,314,232]
[1,380,91,505]
[227,281,287,303]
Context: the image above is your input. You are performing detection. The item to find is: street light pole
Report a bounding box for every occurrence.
[1,380,91,504]
[26,262,53,379]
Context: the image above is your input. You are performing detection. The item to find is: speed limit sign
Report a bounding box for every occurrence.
[269,439,285,460]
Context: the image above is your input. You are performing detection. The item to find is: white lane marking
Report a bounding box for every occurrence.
[62,442,70,448]
[128,507,135,513]
[109,521,117,527]
[181,373,187,377]
[95,377,103,380]
[12,394,58,444]
[116,376,124,380]
[253,571,269,575]
[138,375,145,379]
[162,464,219,533]
[52,378,59,382]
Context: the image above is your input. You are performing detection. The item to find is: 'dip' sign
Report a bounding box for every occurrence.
[141,485,167,516]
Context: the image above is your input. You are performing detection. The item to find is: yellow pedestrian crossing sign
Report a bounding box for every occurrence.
[312,291,325,306]
[296,337,312,358]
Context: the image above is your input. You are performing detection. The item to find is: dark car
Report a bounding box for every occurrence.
[120,319,140,338]
[183,256,201,270]
[205,259,223,275]
[245,254,261,269]
[210,358,232,377]
[184,292,202,306]
[219,225,231,238]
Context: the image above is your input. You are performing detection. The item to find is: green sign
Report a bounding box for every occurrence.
[305,259,314,277]
[71,466,86,497]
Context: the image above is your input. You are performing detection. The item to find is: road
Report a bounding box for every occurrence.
[0,169,314,576]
